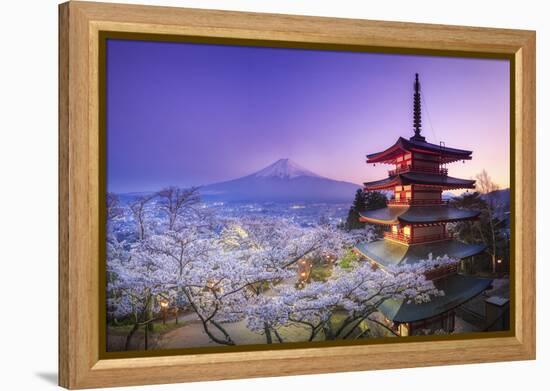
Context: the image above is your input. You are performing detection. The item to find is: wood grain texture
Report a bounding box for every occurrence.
[58,1,536,388]
[58,3,70,387]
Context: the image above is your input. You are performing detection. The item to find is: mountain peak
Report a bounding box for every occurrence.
[201,158,360,202]
[252,158,322,179]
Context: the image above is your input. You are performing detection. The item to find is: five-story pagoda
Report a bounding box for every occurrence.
[355,74,493,336]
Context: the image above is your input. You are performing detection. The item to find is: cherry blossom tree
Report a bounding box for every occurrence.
[107,240,165,349]
[156,186,201,231]
[106,188,457,349]
[129,194,155,241]
[244,255,456,342]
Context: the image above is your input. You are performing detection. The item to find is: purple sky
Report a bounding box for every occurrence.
[106,39,510,193]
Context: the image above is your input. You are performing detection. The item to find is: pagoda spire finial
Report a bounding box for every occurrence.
[411,73,426,142]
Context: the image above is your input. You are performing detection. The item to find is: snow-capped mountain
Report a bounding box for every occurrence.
[201,158,360,203]
[252,158,322,179]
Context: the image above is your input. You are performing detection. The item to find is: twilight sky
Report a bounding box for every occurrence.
[106,39,510,193]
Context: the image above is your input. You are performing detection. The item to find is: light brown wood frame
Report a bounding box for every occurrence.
[59,1,536,389]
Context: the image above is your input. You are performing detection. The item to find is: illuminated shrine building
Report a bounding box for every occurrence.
[355,74,492,336]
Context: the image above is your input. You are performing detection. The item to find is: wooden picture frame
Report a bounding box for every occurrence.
[59,1,536,389]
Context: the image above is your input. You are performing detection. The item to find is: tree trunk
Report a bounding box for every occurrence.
[323,323,334,340]
[144,323,148,350]
[342,317,367,339]
[124,322,139,351]
[273,328,284,343]
[146,296,154,332]
[264,323,273,344]
[199,320,235,345]
[210,320,234,344]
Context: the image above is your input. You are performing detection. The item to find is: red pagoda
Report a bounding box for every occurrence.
[355,74,492,336]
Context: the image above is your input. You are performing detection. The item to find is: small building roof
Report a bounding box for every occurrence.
[354,239,486,268]
[363,172,476,191]
[366,137,473,164]
[378,274,493,323]
[359,205,480,225]
[485,296,510,307]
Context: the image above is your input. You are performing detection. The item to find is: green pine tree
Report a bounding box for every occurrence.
[345,189,386,230]
[364,191,387,211]
[345,189,365,230]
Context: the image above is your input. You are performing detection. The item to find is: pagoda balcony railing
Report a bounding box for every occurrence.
[387,198,449,206]
[384,231,452,244]
[388,166,448,176]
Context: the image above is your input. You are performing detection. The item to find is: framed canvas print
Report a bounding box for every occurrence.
[59,1,536,389]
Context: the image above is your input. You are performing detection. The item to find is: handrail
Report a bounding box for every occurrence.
[388,166,448,176]
[387,199,449,206]
[384,231,451,244]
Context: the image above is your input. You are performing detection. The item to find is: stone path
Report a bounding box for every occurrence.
[157,317,316,349]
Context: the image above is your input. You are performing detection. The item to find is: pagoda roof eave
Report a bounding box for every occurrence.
[358,205,480,225]
[398,206,480,224]
[358,206,406,225]
[378,273,493,323]
[366,137,473,164]
[354,239,486,269]
[363,172,476,191]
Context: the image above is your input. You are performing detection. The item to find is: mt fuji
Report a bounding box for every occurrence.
[252,158,321,179]
[200,158,360,203]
